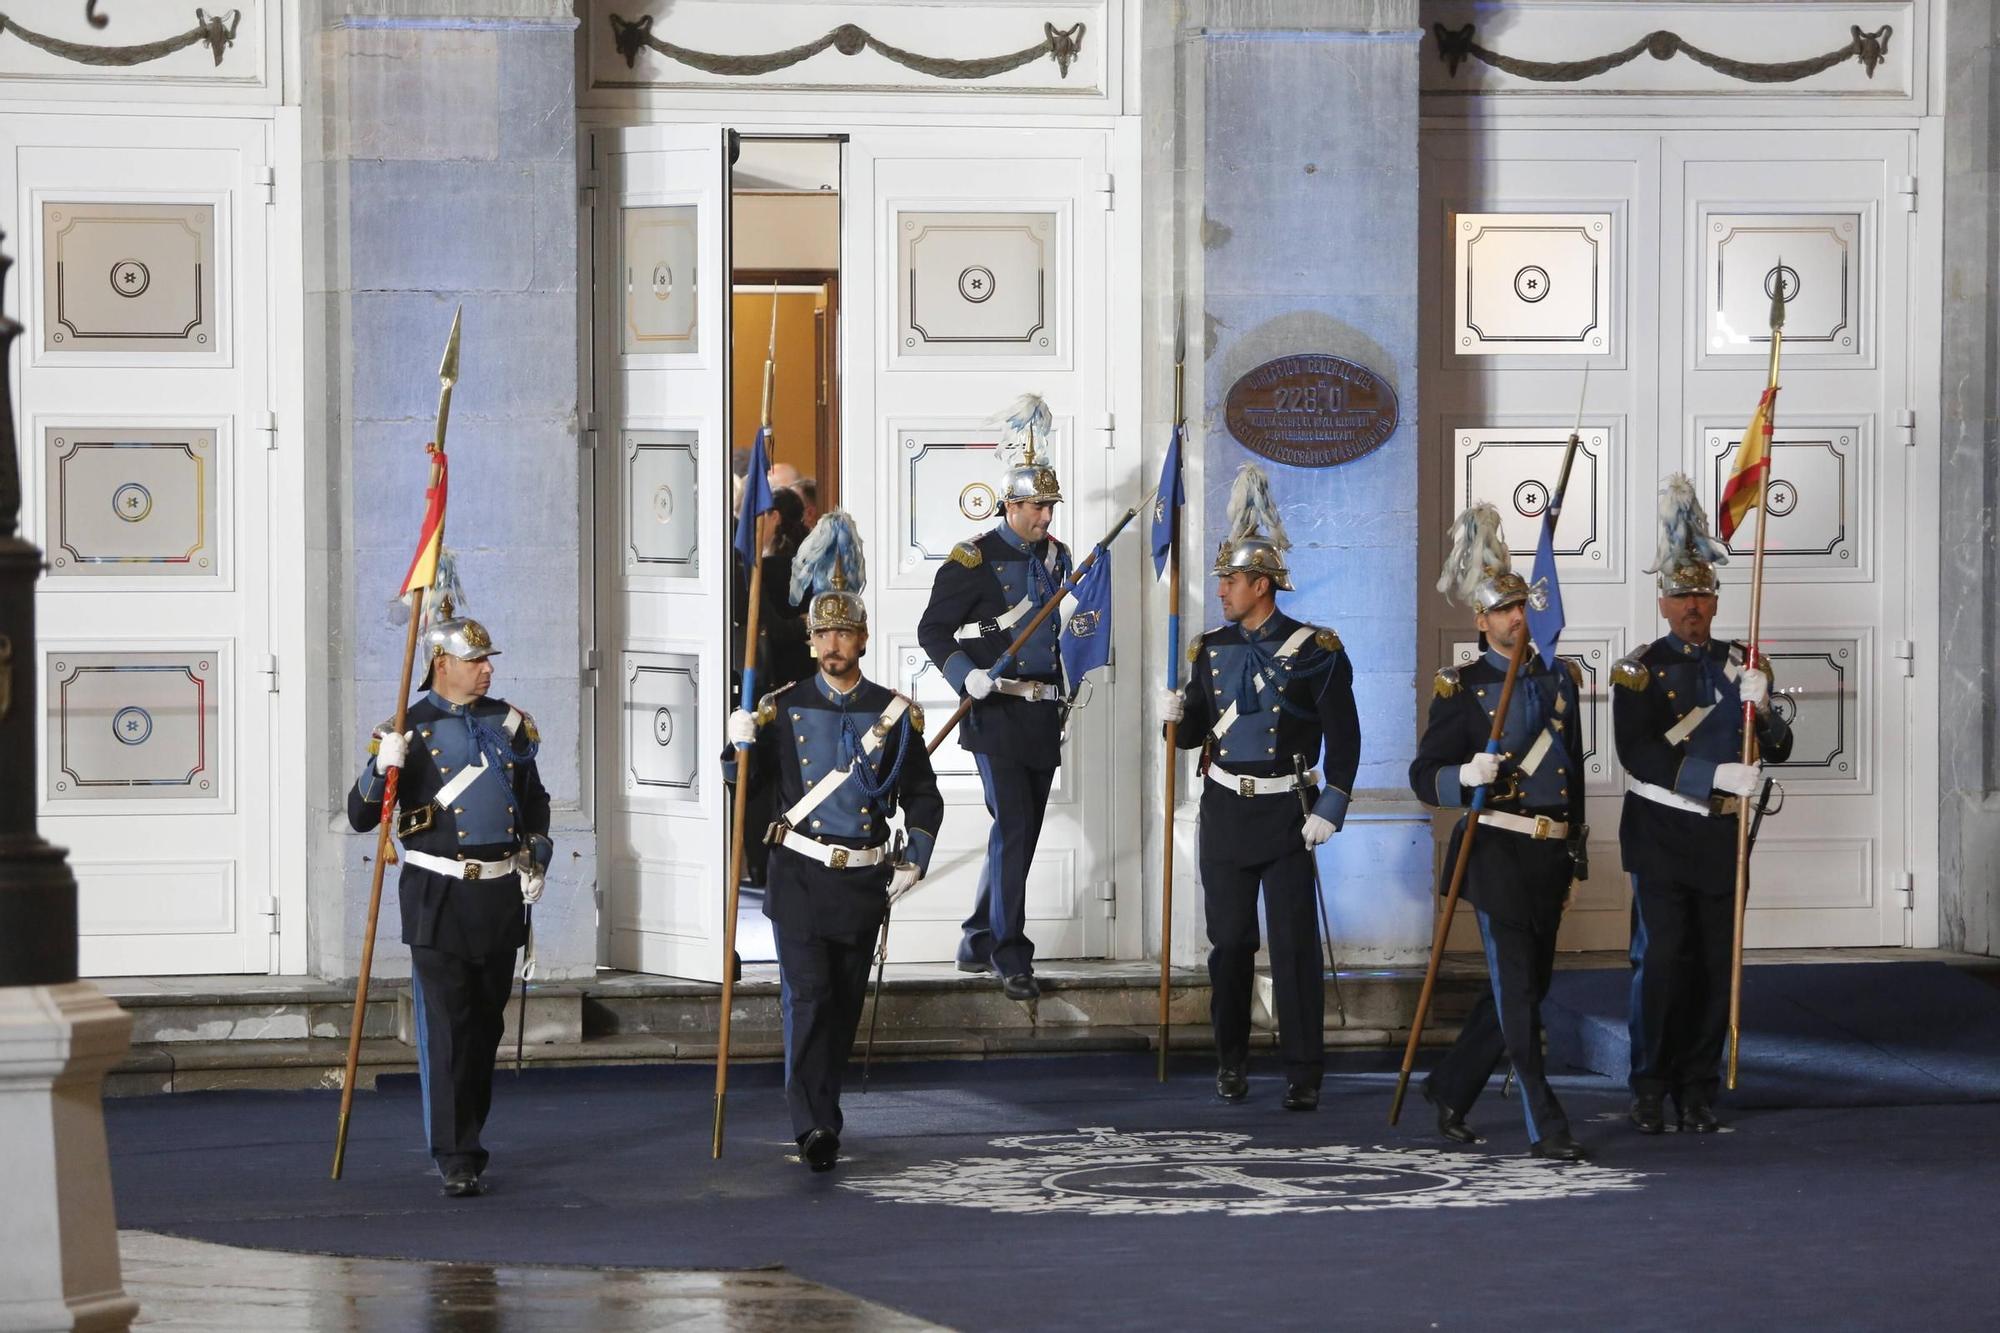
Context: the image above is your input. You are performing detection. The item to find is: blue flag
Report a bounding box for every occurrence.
[733,427,776,572]
[1059,547,1114,692]
[1525,515,1566,672]
[1150,424,1184,581]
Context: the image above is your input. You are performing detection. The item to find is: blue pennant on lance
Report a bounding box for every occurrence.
[1525,515,1566,672]
[1150,424,1184,581]
[1059,545,1114,691]
[732,427,776,571]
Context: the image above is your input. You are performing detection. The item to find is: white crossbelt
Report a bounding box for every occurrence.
[434,755,489,807]
[777,829,889,869]
[990,678,1063,702]
[404,848,517,881]
[780,696,912,829]
[1207,762,1319,797]
[1477,810,1569,840]
[955,595,1034,642]
[1208,625,1318,741]
[1627,778,1743,818]
[1664,704,1713,747]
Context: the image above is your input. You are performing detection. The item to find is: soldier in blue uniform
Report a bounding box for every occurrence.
[348,601,552,1197]
[1411,503,1589,1160]
[917,396,1072,1002]
[1614,476,1792,1135]
[726,512,944,1171]
[1160,465,1360,1110]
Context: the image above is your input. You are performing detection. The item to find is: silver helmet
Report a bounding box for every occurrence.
[1212,462,1293,591]
[790,510,868,635]
[995,393,1062,507]
[1436,501,1531,613]
[1649,473,1728,596]
[418,597,499,689]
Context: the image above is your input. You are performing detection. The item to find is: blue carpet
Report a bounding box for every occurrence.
[106,1053,2000,1331]
[1544,962,2000,1107]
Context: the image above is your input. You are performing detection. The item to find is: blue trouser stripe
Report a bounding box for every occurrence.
[1478,908,1540,1142]
[410,964,435,1153]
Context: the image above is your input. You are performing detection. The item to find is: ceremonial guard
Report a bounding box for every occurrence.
[347,596,552,1197]
[1160,465,1360,1110]
[917,396,1072,1001]
[1411,504,1588,1160]
[726,513,944,1171]
[1614,477,1792,1134]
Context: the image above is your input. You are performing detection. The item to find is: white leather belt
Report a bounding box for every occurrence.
[1478,810,1569,840]
[991,678,1063,703]
[1628,779,1743,818]
[404,849,517,881]
[1207,763,1319,797]
[956,595,1033,642]
[778,830,889,869]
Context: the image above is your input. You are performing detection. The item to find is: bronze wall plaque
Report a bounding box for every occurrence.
[1224,354,1399,468]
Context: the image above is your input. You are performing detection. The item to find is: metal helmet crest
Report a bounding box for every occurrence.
[1648,473,1728,596]
[995,394,1062,506]
[791,510,868,634]
[1212,462,1294,591]
[1436,501,1532,613]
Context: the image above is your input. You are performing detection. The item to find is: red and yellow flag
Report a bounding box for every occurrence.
[1718,388,1775,543]
[398,447,449,596]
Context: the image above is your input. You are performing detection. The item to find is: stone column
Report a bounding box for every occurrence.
[301,2,596,983]
[1170,0,1432,966]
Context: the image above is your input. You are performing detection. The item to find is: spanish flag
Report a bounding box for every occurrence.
[1718,388,1775,544]
[399,448,449,597]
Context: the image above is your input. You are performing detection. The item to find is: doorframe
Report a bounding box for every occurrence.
[732,266,840,512]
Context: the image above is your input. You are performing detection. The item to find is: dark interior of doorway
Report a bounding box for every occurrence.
[731,136,844,963]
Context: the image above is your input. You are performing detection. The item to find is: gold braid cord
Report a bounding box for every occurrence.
[1434,23,1892,85]
[610,13,1085,80]
[0,8,240,67]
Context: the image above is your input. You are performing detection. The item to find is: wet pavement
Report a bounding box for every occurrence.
[122,1231,941,1331]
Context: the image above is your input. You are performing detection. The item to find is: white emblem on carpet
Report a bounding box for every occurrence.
[844,1127,1647,1216]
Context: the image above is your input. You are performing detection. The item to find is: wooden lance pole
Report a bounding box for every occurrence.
[333,305,461,1179]
[714,284,781,1156]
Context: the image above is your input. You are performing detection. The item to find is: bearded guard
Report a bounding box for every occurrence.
[1408,502,1588,1160]
[1158,464,1360,1110]
[346,579,552,1197]
[1613,475,1793,1135]
[916,394,1073,1002]
[724,512,943,1171]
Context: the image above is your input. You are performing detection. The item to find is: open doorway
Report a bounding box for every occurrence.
[730,136,843,963]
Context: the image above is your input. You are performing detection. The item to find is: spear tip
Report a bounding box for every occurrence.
[1768,258,1787,334]
[439,305,463,386]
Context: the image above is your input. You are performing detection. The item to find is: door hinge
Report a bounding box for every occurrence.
[256,409,278,451]
[1094,879,1116,919]
[581,411,600,451]
[1892,872,1915,908]
[580,165,602,206]
[1093,172,1115,211]
[1892,639,1916,677]
[261,894,281,933]
[1896,408,1916,447]
[256,166,276,206]
[256,653,279,693]
[1894,175,1917,212]
[1093,412,1115,446]
[583,647,601,689]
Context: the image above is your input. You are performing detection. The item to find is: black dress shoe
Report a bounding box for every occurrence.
[1629,1095,1666,1135]
[1215,1065,1249,1103]
[1678,1101,1721,1134]
[1422,1085,1481,1145]
[800,1129,840,1172]
[1002,972,1041,1002]
[1282,1083,1320,1112]
[955,957,992,975]
[1529,1131,1589,1162]
[442,1168,483,1198]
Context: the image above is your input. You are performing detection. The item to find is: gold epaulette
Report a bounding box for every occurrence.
[1611,657,1650,691]
[518,710,541,744]
[1187,632,1205,665]
[1314,626,1343,652]
[755,690,781,726]
[906,698,926,736]
[949,541,983,569]
[1433,667,1461,699]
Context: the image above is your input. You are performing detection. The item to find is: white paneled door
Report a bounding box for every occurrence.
[1422,127,1923,950]
[592,124,734,981]
[843,127,1129,963]
[9,114,277,976]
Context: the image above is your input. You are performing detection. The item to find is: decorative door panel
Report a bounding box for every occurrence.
[8,114,277,976]
[846,126,1126,962]
[1451,423,1621,582]
[1699,210,1868,366]
[1721,631,1870,794]
[594,124,733,981]
[1451,211,1616,358]
[1699,418,1871,581]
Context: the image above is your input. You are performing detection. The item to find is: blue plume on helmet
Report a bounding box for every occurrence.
[791,509,867,604]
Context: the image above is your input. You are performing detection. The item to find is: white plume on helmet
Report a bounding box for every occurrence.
[1647,473,1730,575]
[1435,501,1509,606]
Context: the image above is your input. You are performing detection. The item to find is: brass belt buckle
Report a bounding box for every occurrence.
[1238,776,1256,798]
[395,803,435,838]
[1533,815,1554,840]
[463,861,483,881]
[830,847,850,870]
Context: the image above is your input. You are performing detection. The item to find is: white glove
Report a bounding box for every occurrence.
[1738,669,1770,710]
[964,669,995,701]
[1458,751,1501,789]
[1302,814,1336,847]
[374,730,410,771]
[519,869,546,906]
[888,862,921,906]
[1160,689,1185,724]
[1714,762,1763,798]
[726,710,758,745]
